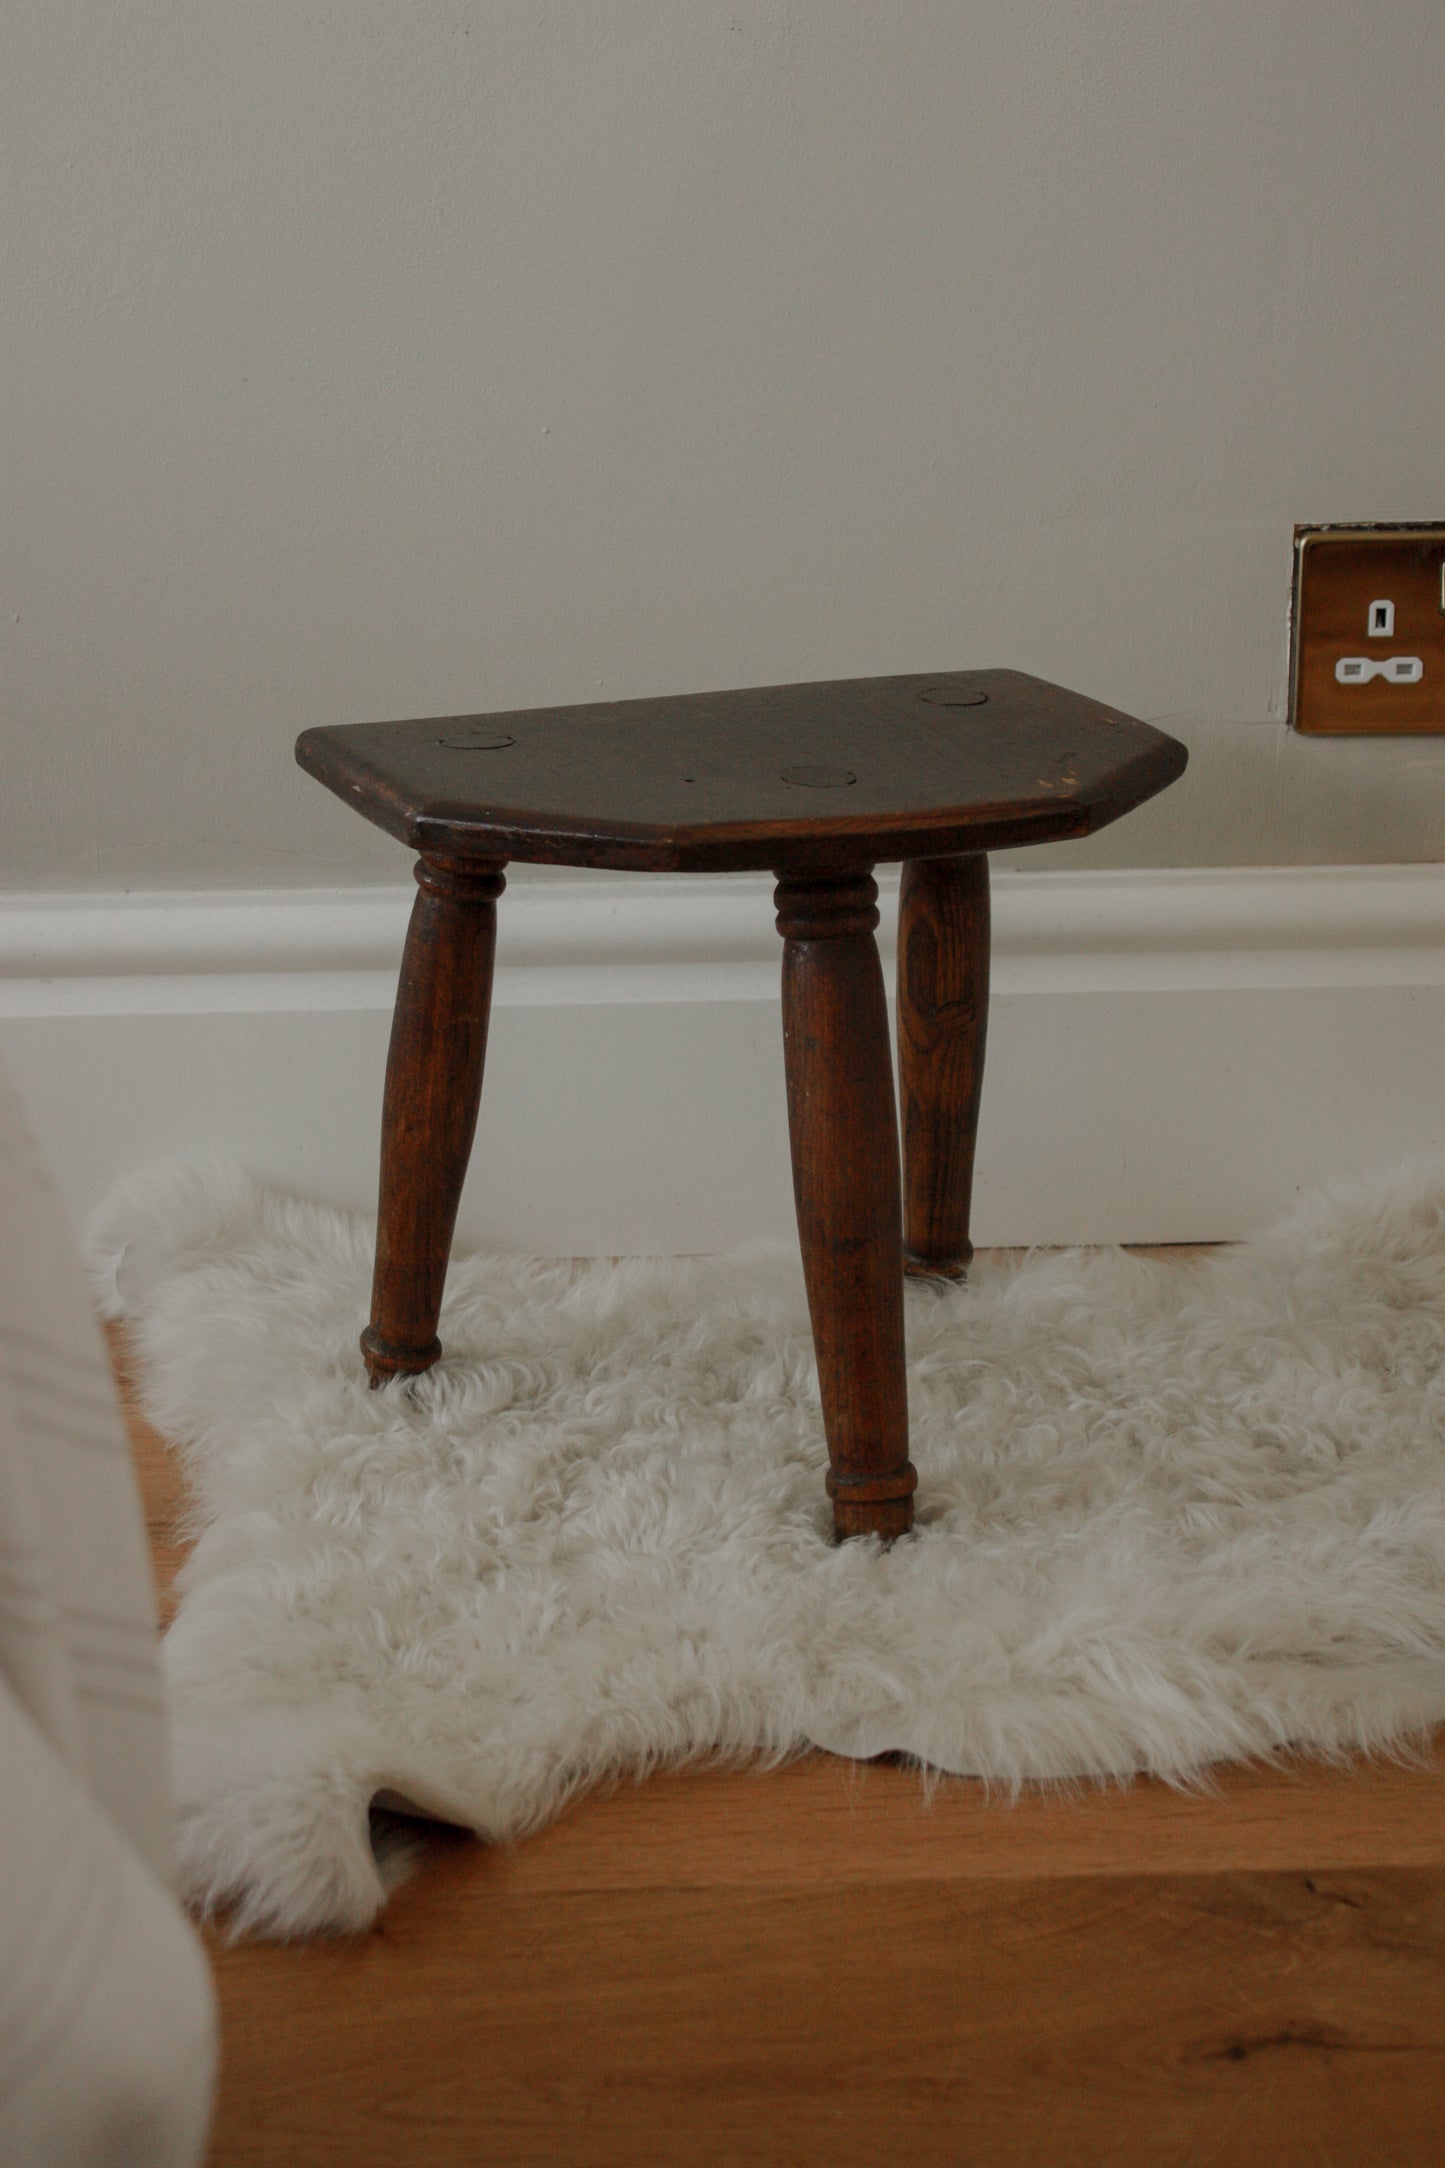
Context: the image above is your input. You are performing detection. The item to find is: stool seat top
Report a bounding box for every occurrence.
[296,669,1187,873]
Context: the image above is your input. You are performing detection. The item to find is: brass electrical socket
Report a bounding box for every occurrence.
[1289,523,1445,734]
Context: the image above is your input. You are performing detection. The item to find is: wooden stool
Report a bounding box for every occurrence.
[298,671,1186,1542]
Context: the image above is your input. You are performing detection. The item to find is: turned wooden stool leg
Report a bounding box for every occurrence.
[896,852,990,1280]
[361,854,506,1385]
[775,869,916,1543]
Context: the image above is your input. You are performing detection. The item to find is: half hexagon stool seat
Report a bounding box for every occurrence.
[297,671,1187,1541]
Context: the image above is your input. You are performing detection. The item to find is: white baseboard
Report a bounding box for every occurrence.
[1,865,1442,1252]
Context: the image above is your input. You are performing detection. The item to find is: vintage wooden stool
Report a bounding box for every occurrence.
[297,671,1186,1542]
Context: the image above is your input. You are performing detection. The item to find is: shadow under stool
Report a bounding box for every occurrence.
[297,670,1187,1543]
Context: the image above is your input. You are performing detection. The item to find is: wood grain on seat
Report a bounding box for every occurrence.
[296,669,1186,872]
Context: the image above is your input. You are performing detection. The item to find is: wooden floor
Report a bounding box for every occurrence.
[113,1282,1445,2168]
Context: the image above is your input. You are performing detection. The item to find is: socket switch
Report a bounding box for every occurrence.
[1289,523,1445,734]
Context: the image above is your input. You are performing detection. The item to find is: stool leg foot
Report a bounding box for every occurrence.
[897,853,990,1281]
[775,870,916,1543]
[363,855,506,1386]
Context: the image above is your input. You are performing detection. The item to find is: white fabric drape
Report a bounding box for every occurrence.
[0,1059,216,2167]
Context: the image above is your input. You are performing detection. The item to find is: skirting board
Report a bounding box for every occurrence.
[0,865,1442,1253]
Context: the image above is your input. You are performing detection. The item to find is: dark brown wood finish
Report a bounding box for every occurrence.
[301,672,1187,1532]
[897,853,990,1279]
[361,856,505,1385]
[296,670,1188,873]
[776,871,916,1542]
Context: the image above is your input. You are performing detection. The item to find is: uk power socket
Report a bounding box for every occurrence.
[1289,523,1445,734]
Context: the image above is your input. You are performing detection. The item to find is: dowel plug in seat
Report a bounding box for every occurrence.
[298,670,1187,1542]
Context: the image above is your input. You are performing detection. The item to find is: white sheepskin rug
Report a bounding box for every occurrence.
[91,1158,1445,1939]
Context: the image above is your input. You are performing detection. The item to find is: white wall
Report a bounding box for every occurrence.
[6,0,1445,892]
[6,5,1445,1253]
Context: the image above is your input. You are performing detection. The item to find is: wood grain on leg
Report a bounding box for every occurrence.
[362,855,505,1384]
[775,869,915,1543]
[897,852,990,1279]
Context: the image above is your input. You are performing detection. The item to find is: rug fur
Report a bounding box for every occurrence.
[90,1158,1445,1939]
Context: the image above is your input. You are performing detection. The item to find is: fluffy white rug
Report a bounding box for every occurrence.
[91,1159,1445,1939]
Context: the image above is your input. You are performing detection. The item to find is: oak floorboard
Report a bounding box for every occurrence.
[192,1872,1445,2168]
[104,1254,1445,2168]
